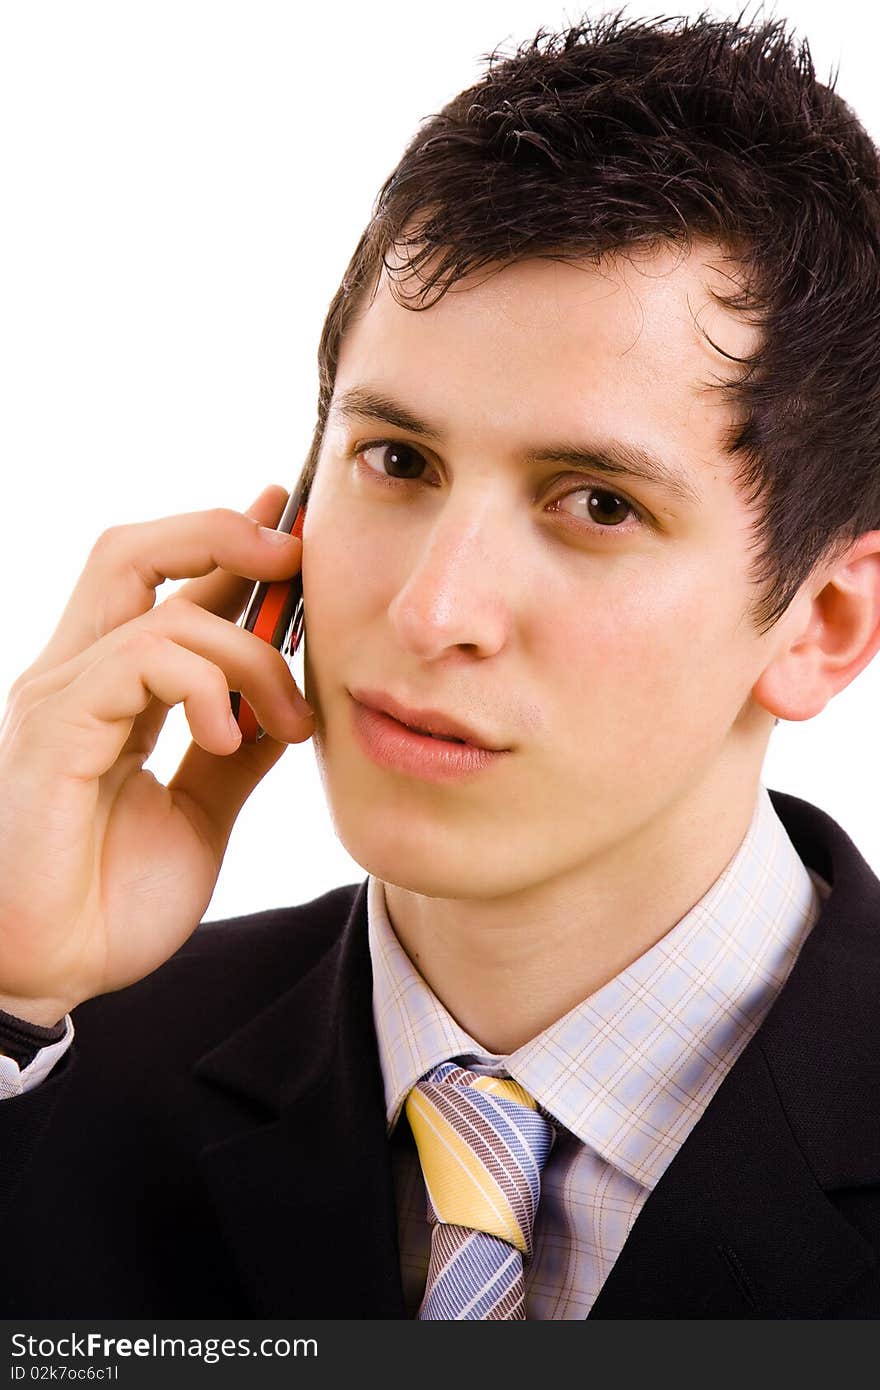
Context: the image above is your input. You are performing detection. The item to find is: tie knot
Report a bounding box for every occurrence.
[405,1061,555,1259]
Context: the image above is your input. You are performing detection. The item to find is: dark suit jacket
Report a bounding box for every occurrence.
[1,789,879,1318]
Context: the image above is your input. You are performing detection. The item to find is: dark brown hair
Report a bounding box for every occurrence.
[295,5,880,635]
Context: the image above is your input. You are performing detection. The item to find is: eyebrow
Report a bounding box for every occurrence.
[328,386,702,507]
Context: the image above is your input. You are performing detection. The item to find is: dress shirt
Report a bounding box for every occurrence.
[0,1013,75,1099]
[370,781,831,1319]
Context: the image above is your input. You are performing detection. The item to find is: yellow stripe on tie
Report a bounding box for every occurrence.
[405,1081,532,1253]
[471,1076,536,1109]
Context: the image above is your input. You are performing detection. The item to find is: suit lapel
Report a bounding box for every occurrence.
[191,880,407,1317]
[590,790,880,1318]
[587,1034,874,1317]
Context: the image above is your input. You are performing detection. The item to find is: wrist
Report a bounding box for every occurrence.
[0,996,71,1029]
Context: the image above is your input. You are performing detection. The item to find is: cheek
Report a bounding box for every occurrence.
[539,558,745,747]
[300,502,386,661]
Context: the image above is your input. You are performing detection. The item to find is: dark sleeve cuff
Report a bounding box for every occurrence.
[0,1007,68,1069]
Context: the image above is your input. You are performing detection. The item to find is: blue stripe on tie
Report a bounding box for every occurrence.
[470,1094,553,1207]
[421,1232,520,1319]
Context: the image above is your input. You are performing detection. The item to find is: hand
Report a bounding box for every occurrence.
[0,485,314,1025]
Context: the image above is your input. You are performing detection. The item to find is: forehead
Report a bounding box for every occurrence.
[332,241,760,498]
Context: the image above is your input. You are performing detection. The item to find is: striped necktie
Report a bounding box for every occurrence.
[405,1060,556,1320]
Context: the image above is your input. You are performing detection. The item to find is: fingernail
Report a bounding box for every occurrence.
[259,525,294,545]
[293,691,314,718]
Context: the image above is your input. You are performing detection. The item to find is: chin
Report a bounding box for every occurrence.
[352,851,512,901]
[325,796,536,900]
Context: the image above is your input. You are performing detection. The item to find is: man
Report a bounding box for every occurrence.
[1,11,880,1317]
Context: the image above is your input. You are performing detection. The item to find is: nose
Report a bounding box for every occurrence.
[387,488,518,662]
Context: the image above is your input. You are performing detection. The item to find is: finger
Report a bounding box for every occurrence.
[19,631,249,786]
[20,484,303,681]
[174,483,296,619]
[20,622,312,790]
[11,595,313,745]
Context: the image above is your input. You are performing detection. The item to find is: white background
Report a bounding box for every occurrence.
[1,0,878,923]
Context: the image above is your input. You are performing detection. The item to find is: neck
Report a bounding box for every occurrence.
[383,747,769,1055]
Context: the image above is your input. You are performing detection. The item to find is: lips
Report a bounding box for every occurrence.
[349,687,508,752]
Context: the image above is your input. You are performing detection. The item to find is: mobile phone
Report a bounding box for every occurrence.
[228,478,307,743]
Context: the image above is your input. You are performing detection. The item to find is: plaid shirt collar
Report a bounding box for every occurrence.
[368,782,827,1189]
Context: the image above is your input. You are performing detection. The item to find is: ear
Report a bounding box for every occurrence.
[752,531,880,722]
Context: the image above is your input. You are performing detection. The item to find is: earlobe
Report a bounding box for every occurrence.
[751,654,830,723]
[749,584,827,722]
[751,531,880,722]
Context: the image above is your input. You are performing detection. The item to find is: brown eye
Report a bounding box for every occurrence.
[553,485,639,529]
[359,442,428,481]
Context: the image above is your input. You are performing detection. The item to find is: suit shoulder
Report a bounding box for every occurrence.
[70,879,365,1060]
[182,879,364,969]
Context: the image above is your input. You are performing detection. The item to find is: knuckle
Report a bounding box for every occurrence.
[117,627,169,660]
[5,666,53,717]
[6,668,36,704]
[143,592,199,638]
[3,683,32,727]
[89,524,127,558]
[7,696,35,739]
[154,592,190,623]
[258,636,292,680]
[10,689,54,738]
[211,663,230,698]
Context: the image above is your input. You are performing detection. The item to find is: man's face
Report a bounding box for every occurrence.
[300,242,777,899]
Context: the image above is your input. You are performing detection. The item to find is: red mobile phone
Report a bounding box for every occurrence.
[228,479,307,743]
